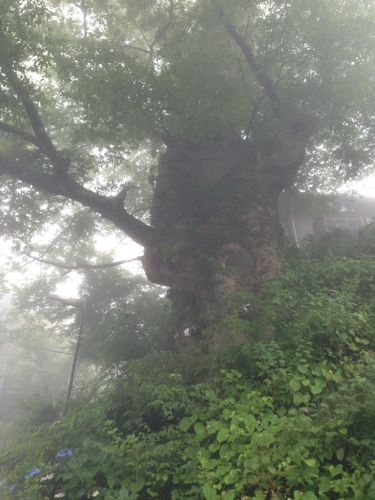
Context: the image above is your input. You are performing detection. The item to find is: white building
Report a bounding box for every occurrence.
[279,195,375,247]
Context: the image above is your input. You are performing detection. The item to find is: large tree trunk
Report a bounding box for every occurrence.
[143,139,301,348]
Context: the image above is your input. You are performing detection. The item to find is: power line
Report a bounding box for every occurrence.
[29,346,73,355]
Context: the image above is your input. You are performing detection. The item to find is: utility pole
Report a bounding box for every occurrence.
[48,295,86,417]
[0,343,11,399]
[62,299,86,416]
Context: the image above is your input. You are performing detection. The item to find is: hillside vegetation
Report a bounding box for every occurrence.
[2,226,375,499]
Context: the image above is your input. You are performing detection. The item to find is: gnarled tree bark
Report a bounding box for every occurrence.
[143,134,307,345]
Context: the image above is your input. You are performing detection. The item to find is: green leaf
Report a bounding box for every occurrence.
[244,414,256,432]
[332,371,344,383]
[319,476,332,494]
[208,443,220,453]
[179,417,193,432]
[194,422,206,441]
[336,448,345,461]
[297,364,308,374]
[293,392,305,405]
[321,368,332,380]
[328,464,343,478]
[310,379,325,395]
[217,428,229,443]
[131,479,145,493]
[219,444,233,460]
[222,491,235,500]
[289,378,301,392]
[305,458,317,468]
[202,483,219,500]
[302,493,318,500]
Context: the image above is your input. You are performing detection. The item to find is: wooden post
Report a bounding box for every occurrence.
[62,300,86,416]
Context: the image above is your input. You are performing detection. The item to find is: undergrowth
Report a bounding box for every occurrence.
[2,228,375,499]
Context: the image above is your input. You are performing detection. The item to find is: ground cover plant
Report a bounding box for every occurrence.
[2,229,375,499]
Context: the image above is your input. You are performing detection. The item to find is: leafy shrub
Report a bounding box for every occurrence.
[301,221,375,258]
[2,249,375,498]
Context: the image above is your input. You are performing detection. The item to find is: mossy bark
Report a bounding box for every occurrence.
[143,138,303,344]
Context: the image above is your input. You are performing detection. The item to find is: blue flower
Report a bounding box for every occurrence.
[26,467,41,478]
[56,448,74,458]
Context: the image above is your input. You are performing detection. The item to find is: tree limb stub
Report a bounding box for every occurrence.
[0,155,155,247]
[112,184,130,208]
[225,22,283,121]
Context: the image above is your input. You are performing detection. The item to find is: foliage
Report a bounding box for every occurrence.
[79,268,171,367]
[3,238,375,498]
[1,1,375,497]
[14,266,170,368]
[0,329,72,423]
[301,222,375,259]
[0,0,374,252]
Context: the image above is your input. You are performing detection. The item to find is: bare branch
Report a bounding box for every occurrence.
[123,43,151,54]
[276,54,310,85]
[48,294,82,307]
[30,254,142,271]
[225,22,283,121]
[40,225,79,259]
[30,346,73,355]
[134,21,153,51]
[133,16,173,64]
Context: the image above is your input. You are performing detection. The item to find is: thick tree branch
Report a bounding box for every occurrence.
[0,66,156,248]
[0,155,155,247]
[3,66,69,172]
[225,22,283,121]
[0,121,40,147]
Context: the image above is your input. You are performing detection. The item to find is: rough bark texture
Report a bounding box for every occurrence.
[143,137,305,347]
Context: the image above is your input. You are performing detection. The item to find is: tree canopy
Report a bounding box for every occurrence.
[0,0,374,248]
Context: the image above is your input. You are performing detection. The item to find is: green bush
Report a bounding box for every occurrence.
[2,249,375,499]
